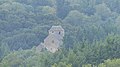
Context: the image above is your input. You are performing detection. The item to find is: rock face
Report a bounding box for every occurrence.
[36,26,64,53]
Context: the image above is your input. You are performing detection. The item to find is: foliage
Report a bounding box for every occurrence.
[83,59,120,67]
[0,0,120,67]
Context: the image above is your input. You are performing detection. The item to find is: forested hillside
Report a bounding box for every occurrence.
[0,0,120,67]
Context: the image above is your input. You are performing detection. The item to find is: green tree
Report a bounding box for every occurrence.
[95,3,112,21]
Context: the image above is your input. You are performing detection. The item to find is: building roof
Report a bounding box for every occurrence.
[49,26,64,31]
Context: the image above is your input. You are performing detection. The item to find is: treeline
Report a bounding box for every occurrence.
[0,0,120,67]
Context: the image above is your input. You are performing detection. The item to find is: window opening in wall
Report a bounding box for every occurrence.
[59,32,61,34]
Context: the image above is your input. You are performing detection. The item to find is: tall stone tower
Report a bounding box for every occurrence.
[36,26,65,53]
[44,26,64,53]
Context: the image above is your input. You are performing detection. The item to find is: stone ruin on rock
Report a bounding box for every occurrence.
[36,26,65,53]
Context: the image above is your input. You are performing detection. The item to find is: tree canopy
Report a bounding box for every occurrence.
[0,0,120,67]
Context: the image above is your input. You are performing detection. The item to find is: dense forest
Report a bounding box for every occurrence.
[0,0,120,67]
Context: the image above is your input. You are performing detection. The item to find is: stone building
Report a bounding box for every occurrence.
[36,26,64,53]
